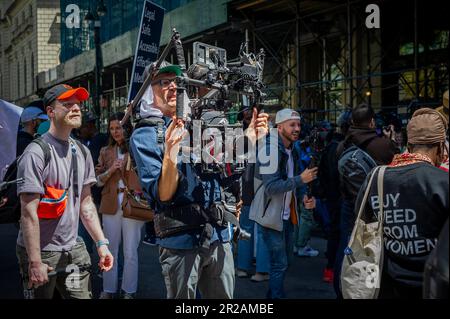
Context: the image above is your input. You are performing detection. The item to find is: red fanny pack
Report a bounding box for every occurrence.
[37,185,68,219]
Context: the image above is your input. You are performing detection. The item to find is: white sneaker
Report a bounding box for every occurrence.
[99,291,114,299]
[296,246,319,257]
[250,273,270,282]
[236,269,249,278]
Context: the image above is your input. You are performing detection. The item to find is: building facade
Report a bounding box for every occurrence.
[0,0,60,106]
[2,0,448,128]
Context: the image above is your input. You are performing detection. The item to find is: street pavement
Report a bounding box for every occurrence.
[0,223,336,299]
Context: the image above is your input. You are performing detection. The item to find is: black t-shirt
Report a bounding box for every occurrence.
[356,162,449,287]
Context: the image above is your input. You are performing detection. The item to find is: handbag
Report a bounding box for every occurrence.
[341,165,387,299]
[120,155,154,222]
[37,185,68,219]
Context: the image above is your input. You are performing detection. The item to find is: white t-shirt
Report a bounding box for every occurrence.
[283,148,294,220]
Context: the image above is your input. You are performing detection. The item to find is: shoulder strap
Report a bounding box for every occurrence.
[31,137,51,168]
[377,166,386,225]
[68,141,79,204]
[72,139,88,160]
[135,117,165,144]
[347,166,382,248]
[121,153,132,190]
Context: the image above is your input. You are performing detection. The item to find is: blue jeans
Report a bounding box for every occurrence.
[294,205,315,248]
[237,206,270,273]
[259,220,294,299]
[333,199,355,299]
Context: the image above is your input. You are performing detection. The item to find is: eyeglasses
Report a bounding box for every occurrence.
[152,78,177,89]
[58,101,80,110]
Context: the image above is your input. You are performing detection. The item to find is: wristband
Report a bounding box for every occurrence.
[96,239,109,248]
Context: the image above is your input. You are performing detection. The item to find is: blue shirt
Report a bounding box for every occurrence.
[129,117,232,249]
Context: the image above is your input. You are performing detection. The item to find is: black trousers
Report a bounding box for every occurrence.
[378,273,423,299]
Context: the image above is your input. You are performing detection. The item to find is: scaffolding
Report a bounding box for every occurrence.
[229,0,450,124]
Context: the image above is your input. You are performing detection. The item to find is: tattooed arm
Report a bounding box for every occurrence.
[80,185,113,271]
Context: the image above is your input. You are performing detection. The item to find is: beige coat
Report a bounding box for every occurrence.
[96,145,142,214]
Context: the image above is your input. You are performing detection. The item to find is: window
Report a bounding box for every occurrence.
[398,66,448,101]
[399,31,449,56]
[429,30,449,51]
[399,43,425,56]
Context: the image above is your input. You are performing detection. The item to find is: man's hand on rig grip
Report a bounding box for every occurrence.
[246,107,269,144]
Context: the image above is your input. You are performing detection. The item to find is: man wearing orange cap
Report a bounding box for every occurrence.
[354,108,449,299]
[16,84,113,299]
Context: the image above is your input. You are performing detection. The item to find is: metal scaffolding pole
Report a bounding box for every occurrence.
[296,0,301,109]
[414,0,420,102]
[347,0,353,108]
[367,26,372,107]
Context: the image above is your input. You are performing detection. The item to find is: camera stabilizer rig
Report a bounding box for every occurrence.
[125,29,267,242]
[128,28,266,177]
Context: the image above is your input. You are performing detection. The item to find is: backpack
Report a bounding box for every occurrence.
[0,137,86,224]
[129,116,166,168]
[338,144,377,200]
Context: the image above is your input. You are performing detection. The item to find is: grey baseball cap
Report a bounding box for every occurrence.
[275,108,301,125]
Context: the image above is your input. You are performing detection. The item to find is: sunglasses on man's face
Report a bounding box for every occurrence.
[152,78,177,89]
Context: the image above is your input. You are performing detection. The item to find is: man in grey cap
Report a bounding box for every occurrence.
[17,106,48,156]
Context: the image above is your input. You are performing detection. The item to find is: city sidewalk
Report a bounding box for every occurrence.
[0,223,335,299]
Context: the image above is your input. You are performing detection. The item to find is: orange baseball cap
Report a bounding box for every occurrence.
[43,84,89,106]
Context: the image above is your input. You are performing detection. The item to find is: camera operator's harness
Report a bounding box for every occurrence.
[125,28,263,246]
[134,116,250,247]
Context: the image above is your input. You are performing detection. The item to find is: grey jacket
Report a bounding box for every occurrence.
[249,134,304,231]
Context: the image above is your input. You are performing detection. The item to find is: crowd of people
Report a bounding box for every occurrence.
[4,61,448,299]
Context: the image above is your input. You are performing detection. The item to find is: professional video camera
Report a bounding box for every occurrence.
[184,41,266,176]
[128,28,266,177]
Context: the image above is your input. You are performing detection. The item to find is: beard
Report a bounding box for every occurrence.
[281,128,300,143]
[63,113,82,128]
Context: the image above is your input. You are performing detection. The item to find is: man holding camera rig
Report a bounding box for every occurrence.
[129,61,269,299]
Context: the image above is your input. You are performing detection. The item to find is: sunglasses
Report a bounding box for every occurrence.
[152,78,177,89]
